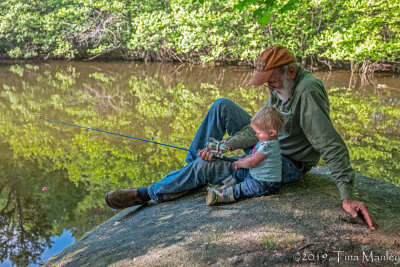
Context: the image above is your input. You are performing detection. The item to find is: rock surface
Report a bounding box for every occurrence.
[45,167,400,266]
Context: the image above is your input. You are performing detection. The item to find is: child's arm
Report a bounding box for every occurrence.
[239,154,253,161]
[234,152,266,170]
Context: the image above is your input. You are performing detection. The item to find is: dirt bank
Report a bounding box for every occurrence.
[44,167,400,266]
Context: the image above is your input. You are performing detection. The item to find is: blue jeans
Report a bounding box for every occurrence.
[231,168,281,200]
[148,98,304,202]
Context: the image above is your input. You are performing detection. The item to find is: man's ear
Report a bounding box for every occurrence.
[269,129,277,136]
[287,65,297,80]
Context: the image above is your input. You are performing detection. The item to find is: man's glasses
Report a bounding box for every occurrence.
[264,84,277,90]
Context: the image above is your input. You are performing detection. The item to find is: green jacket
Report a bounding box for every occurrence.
[229,66,354,201]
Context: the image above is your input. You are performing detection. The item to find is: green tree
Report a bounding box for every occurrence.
[1,0,398,69]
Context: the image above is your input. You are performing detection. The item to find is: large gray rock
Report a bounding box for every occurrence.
[45,167,400,266]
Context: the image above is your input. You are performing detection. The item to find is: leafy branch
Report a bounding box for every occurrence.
[193,0,299,28]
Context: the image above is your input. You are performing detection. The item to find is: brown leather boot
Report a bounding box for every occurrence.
[105,189,148,209]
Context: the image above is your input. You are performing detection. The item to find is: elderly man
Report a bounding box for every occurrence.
[106,45,377,230]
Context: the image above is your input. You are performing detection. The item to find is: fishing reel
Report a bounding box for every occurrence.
[206,137,231,154]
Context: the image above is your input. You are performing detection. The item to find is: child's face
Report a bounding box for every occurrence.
[251,123,277,142]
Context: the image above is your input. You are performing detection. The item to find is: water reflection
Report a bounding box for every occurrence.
[0,62,399,266]
[0,143,86,266]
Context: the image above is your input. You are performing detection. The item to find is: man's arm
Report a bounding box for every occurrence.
[227,96,275,151]
[226,124,258,151]
[300,90,354,200]
[300,89,377,230]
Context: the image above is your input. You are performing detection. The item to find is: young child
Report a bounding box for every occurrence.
[206,106,284,205]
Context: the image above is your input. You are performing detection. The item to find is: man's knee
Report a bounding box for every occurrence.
[210,98,235,112]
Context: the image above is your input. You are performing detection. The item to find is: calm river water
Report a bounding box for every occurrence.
[1,61,399,266]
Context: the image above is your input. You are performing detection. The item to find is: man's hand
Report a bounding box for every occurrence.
[342,199,378,230]
[206,137,231,154]
[197,148,217,161]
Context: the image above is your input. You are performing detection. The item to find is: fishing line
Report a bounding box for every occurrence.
[40,118,235,162]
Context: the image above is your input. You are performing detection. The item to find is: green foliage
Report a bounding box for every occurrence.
[0,0,398,66]
[0,0,128,59]
[316,0,400,64]
[233,0,298,27]
[193,0,299,28]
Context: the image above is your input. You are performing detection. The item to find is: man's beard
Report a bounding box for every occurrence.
[276,72,294,102]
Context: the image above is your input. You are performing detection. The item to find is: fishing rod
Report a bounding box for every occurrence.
[40,118,235,162]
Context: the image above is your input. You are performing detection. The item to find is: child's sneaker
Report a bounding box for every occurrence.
[207,184,222,193]
[206,189,220,206]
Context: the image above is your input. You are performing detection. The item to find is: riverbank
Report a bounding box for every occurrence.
[2,56,399,75]
[44,167,400,266]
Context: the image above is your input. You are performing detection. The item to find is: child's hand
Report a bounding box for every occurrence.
[233,161,241,170]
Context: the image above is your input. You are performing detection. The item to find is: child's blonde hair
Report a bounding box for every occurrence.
[251,106,284,132]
